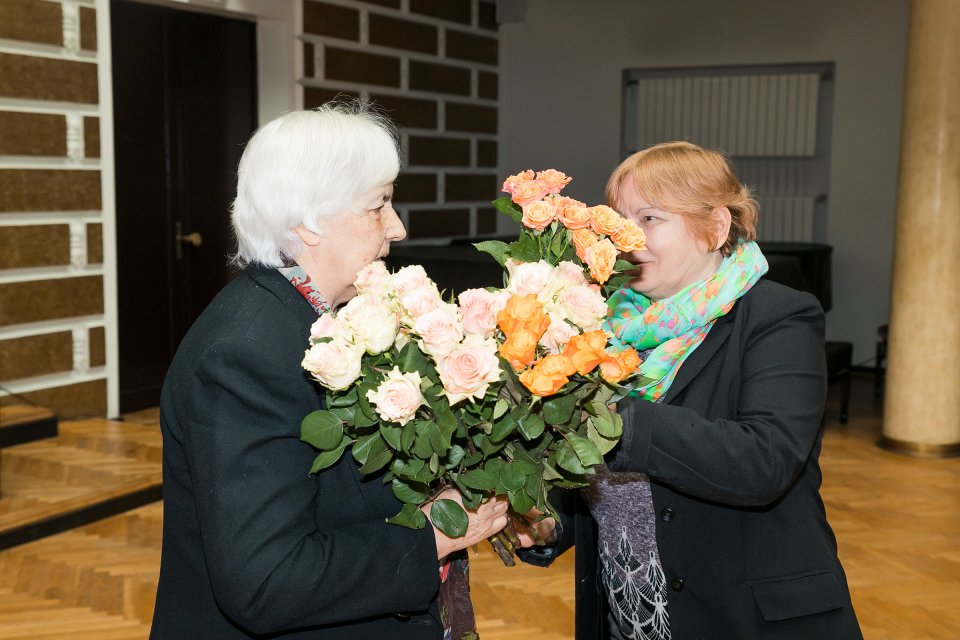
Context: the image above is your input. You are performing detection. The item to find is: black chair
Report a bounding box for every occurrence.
[761,244,850,424]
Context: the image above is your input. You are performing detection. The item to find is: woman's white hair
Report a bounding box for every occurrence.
[230,99,400,267]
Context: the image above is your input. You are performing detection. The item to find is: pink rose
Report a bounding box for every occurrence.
[458,288,509,338]
[354,260,392,298]
[558,284,608,331]
[539,314,579,355]
[391,265,433,297]
[301,339,364,390]
[339,293,399,354]
[437,335,502,405]
[507,260,554,296]
[366,367,425,426]
[414,303,464,358]
[536,169,572,195]
[399,285,442,324]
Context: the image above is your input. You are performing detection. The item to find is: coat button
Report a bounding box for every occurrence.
[670,579,684,592]
[660,508,675,522]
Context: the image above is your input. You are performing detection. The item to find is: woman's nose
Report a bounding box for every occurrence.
[387,207,407,242]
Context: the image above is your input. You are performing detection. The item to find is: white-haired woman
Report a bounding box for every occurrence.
[151,101,508,640]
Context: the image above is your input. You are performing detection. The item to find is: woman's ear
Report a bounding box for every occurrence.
[292,224,322,247]
[711,206,732,252]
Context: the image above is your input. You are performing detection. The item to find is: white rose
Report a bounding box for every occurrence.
[414,303,464,358]
[366,367,425,426]
[301,338,364,390]
[554,260,588,286]
[507,260,554,296]
[339,293,399,354]
[436,335,502,405]
[557,284,608,331]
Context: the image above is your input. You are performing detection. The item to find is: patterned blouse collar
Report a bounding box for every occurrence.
[277,265,330,316]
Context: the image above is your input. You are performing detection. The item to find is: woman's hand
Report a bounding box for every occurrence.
[515,508,558,548]
[423,490,510,560]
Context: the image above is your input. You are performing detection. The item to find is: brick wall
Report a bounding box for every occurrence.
[0,0,108,418]
[301,0,500,241]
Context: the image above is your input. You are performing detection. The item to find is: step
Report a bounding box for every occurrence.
[0,405,58,448]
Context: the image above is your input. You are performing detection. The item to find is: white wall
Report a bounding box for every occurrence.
[498,0,909,364]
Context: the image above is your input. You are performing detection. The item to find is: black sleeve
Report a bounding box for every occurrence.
[180,336,439,634]
[608,292,827,507]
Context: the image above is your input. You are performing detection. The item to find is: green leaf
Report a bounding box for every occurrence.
[477,434,506,457]
[353,432,385,466]
[461,490,483,510]
[613,258,635,273]
[462,451,484,468]
[300,410,344,450]
[556,441,587,474]
[493,398,509,420]
[508,488,535,514]
[489,412,518,443]
[542,394,578,425]
[429,453,440,474]
[391,478,430,504]
[549,228,568,259]
[492,196,523,224]
[458,468,499,491]
[565,433,603,467]
[359,447,393,474]
[588,418,620,455]
[430,499,469,538]
[541,458,564,480]
[587,406,619,439]
[445,444,466,469]
[484,457,505,477]
[517,413,545,440]
[510,231,542,263]
[414,421,439,458]
[401,421,417,452]
[380,423,402,450]
[399,340,432,377]
[393,457,425,480]
[308,434,350,473]
[329,404,356,425]
[473,240,511,267]
[499,462,527,492]
[386,502,427,529]
[329,387,358,408]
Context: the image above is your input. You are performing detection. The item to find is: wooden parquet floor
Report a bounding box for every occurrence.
[0,420,162,541]
[0,376,957,639]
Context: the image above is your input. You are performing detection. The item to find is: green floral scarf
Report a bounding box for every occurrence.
[606,240,768,401]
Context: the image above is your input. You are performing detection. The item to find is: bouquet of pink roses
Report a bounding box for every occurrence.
[300,169,648,564]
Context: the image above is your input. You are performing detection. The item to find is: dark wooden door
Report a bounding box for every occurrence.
[111,0,257,413]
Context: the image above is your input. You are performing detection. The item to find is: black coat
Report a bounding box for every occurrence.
[528,279,862,640]
[151,267,443,639]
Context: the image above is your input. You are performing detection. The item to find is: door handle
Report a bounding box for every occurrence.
[174,221,203,259]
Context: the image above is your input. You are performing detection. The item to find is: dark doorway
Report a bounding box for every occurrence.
[111,0,257,413]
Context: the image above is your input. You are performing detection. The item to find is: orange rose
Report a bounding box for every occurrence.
[584,238,617,284]
[519,354,575,396]
[500,330,539,370]
[535,169,572,195]
[600,348,642,384]
[589,205,625,236]
[497,294,551,338]
[571,228,600,261]
[521,198,557,231]
[612,219,647,253]
[563,330,608,375]
[555,196,592,230]
[501,170,534,195]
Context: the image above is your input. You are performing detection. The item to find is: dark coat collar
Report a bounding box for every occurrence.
[244,265,319,321]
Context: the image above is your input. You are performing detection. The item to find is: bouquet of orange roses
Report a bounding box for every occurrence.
[300,169,648,565]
